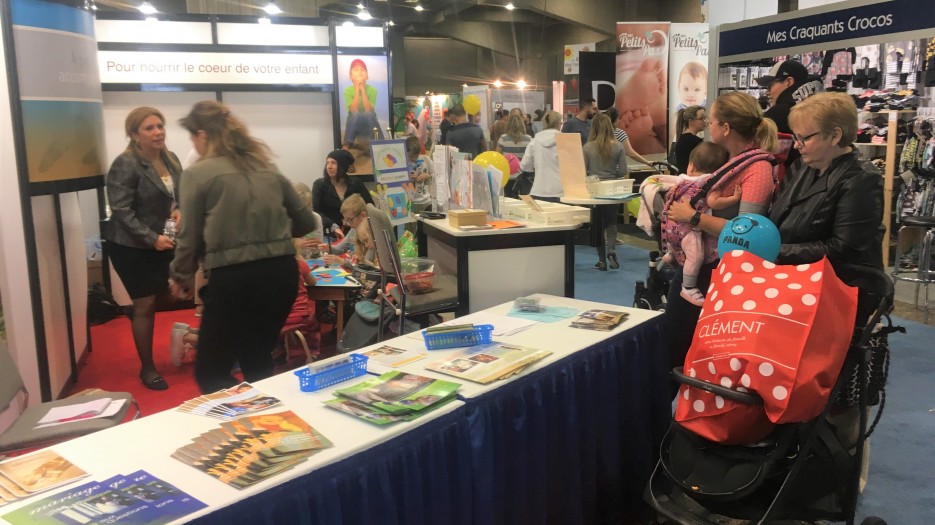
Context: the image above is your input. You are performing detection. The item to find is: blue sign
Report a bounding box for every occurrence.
[720,0,933,58]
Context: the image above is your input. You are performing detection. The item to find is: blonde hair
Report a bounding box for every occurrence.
[124,107,181,172]
[505,114,527,140]
[294,182,312,208]
[354,220,374,262]
[712,91,778,153]
[179,100,273,171]
[542,110,563,130]
[789,92,858,147]
[587,113,616,162]
[340,194,367,217]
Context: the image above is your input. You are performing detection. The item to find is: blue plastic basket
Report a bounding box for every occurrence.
[422,324,494,350]
[294,354,368,392]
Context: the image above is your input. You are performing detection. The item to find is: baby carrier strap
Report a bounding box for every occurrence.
[688,148,777,208]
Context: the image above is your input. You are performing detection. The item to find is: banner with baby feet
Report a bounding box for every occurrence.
[615,22,670,155]
[674,251,858,444]
[667,23,709,147]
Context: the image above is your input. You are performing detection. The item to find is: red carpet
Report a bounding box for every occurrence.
[77,310,337,417]
[77,310,203,417]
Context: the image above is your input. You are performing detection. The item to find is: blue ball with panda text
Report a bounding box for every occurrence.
[717,213,781,262]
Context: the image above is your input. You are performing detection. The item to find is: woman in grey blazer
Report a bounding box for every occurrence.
[103,107,182,390]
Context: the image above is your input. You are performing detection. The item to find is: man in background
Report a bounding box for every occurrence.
[756,59,823,135]
[446,104,487,157]
[439,109,454,145]
[561,96,598,145]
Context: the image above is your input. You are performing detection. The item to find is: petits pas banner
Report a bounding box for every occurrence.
[668,23,709,146]
[615,22,670,155]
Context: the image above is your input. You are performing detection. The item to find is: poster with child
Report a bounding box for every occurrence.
[668,23,710,147]
[337,55,390,177]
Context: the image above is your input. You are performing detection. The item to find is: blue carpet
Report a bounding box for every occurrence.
[574,242,933,524]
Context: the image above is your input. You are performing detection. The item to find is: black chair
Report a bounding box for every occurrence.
[365,204,459,339]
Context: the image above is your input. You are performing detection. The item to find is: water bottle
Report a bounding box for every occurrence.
[163,218,177,241]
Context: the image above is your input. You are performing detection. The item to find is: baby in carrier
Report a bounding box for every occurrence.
[660,142,738,306]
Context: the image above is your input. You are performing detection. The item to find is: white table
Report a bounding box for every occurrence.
[417,218,580,314]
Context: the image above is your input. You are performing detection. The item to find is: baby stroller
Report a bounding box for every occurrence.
[646,263,898,525]
[632,161,680,311]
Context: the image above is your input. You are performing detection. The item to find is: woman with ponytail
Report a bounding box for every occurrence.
[672,105,706,174]
[169,100,319,393]
[663,91,779,383]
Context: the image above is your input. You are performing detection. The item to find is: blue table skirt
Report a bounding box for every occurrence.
[190,408,473,525]
[466,315,670,525]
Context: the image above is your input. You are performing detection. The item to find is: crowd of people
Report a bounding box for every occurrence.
[104,60,880,401]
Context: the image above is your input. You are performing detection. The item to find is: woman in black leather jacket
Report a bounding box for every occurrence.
[769,92,884,272]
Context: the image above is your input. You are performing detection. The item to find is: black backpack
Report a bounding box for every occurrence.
[88,283,122,325]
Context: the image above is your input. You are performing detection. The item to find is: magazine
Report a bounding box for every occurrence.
[332,371,460,415]
[359,345,427,367]
[425,343,553,384]
[569,309,630,331]
[171,410,332,489]
[1,471,206,525]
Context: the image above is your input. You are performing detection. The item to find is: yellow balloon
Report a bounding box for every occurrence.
[463,94,481,115]
[473,151,511,188]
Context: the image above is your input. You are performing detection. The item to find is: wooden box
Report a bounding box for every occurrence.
[448,209,488,227]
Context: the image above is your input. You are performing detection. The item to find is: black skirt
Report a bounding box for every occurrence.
[107,242,173,299]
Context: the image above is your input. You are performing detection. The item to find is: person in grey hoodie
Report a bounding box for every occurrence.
[520,110,564,202]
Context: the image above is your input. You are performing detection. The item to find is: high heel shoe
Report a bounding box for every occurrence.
[140,370,168,391]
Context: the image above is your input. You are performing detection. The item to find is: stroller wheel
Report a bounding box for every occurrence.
[634,297,654,310]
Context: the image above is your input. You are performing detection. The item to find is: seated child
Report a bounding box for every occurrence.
[660,142,738,306]
[280,238,321,366]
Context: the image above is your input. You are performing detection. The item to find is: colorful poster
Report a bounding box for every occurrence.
[564,43,595,75]
[668,23,709,146]
[370,139,410,184]
[12,0,107,186]
[615,22,671,154]
[383,185,414,226]
[337,55,389,176]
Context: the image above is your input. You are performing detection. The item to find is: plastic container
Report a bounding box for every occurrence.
[527,205,590,225]
[294,353,368,392]
[400,258,436,294]
[423,324,494,350]
[586,178,634,196]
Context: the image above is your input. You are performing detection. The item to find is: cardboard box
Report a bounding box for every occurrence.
[448,209,488,227]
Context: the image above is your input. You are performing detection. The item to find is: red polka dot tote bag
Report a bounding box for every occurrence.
[674,250,858,445]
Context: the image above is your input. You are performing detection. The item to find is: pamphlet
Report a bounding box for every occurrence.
[425,343,553,384]
[331,371,460,415]
[359,345,427,367]
[569,309,630,331]
[177,382,281,421]
[1,470,205,525]
[0,449,89,495]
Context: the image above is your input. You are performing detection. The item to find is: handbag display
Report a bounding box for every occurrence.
[675,251,858,444]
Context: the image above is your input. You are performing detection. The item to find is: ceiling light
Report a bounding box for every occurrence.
[137,1,157,14]
[342,20,355,27]
[463,83,469,88]
[516,79,527,89]
[505,3,515,10]
[414,4,423,11]
[388,20,395,26]
[493,79,503,88]
[357,7,372,20]
[258,16,271,24]
[262,2,282,15]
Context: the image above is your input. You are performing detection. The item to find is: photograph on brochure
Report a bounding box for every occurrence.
[668,23,709,144]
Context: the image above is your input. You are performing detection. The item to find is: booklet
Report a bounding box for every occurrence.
[1,471,206,525]
[332,371,461,415]
[171,410,332,489]
[425,343,553,384]
[359,345,428,367]
[0,449,89,495]
[569,309,630,331]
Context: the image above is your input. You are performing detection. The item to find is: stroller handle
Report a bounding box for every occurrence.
[672,367,764,405]
[650,161,680,175]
